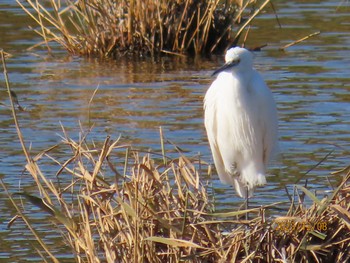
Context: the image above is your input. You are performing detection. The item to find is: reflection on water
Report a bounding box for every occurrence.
[1,0,350,261]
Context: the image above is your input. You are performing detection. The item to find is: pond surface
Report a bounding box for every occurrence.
[1,0,350,261]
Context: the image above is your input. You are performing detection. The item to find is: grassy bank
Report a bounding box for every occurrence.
[17,0,273,57]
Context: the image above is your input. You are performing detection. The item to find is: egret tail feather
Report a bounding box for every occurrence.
[233,173,266,198]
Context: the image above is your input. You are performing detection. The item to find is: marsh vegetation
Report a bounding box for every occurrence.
[17,0,273,57]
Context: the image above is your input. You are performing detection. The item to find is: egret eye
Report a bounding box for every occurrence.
[230,58,240,64]
[212,58,240,76]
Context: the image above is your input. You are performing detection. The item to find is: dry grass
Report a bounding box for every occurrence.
[3,126,350,262]
[17,0,272,57]
[2,49,350,262]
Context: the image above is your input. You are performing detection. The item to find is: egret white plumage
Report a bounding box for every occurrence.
[204,47,278,199]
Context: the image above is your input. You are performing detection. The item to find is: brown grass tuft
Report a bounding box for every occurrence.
[17,0,272,57]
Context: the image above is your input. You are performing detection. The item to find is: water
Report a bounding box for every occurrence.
[1,0,350,261]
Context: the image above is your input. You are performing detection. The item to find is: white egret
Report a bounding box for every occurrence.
[204,47,278,199]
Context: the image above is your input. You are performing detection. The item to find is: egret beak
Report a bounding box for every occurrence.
[212,59,240,76]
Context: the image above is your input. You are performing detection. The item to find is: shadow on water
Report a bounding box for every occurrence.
[1,0,350,261]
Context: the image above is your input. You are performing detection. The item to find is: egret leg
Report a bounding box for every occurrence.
[245,186,249,221]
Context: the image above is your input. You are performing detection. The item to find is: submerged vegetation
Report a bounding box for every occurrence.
[2,50,350,262]
[17,0,273,57]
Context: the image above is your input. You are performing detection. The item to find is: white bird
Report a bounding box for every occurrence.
[204,47,278,199]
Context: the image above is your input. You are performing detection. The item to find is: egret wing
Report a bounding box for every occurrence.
[251,70,279,164]
[204,78,235,185]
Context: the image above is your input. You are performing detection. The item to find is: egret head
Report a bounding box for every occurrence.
[212,47,253,76]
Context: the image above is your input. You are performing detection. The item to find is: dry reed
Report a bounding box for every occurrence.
[2,49,350,262]
[17,0,272,57]
[3,126,350,262]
